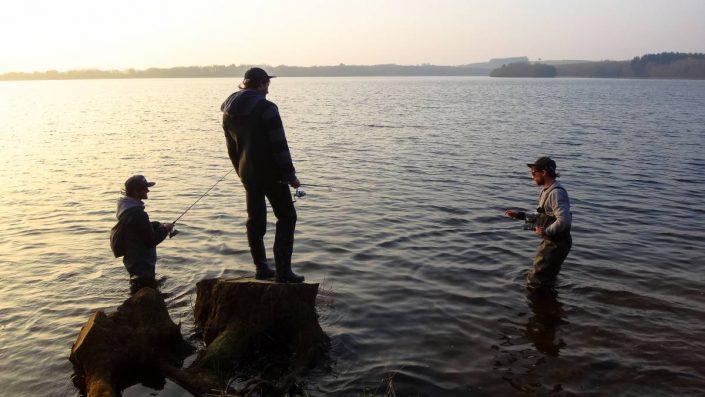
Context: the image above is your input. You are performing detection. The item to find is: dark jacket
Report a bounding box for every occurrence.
[221,89,296,188]
[116,197,169,279]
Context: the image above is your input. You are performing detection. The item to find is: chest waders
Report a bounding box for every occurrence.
[224,102,303,283]
[527,185,572,290]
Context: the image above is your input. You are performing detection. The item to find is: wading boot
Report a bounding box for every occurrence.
[275,264,305,284]
[255,262,276,280]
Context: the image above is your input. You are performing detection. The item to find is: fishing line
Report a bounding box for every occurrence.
[169,168,235,236]
[171,171,323,232]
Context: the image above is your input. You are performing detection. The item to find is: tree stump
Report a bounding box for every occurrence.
[69,287,192,397]
[69,277,330,396]
[189,277,330,380]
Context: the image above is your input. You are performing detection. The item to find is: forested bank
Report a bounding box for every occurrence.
[490,52,705,79]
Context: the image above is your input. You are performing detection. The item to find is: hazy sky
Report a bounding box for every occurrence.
[1,0,704,73]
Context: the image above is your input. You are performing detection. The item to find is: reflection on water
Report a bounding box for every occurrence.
[493,288,567,395]
[1,77,705,396]
[525,289,566,358]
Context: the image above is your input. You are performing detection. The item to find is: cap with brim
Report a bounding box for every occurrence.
[125,174,155,191]
[526,156,556,172]
[243,67,276,84]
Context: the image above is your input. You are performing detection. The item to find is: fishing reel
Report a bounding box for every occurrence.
[293,187,307,202]
[523,213,537,230]
[522,208,555,231]
[168,221,179,238]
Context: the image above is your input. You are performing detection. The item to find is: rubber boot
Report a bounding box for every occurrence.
[255,262,276,280]
[275,263,304,284]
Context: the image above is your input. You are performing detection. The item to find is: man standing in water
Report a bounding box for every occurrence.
[505,157,572,290]
[115,175,173,289]
[221,67,304,283]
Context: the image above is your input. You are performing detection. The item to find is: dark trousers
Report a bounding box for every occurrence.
[528,234,572,290]
[245,183,297,271]
[123,258,155,281]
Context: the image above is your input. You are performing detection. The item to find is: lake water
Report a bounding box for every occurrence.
[1,76,704,396]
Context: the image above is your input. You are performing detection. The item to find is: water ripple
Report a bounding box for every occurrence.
[1,77,704,396]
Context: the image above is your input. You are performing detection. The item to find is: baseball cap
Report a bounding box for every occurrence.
[243,67,276,85]
[526,156,557,173]
[124,175,155,191]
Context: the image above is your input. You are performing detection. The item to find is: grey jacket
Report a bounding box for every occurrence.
[116,197,168,278]
[538,181,572,237]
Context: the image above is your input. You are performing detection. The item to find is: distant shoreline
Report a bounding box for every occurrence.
[489,52,705,80]
[2,53,704,81]
[0,57,521,81]
[0,64,495,82]
[4,75,705,83]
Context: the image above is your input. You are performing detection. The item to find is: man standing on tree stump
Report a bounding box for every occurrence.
[221,67,304,283]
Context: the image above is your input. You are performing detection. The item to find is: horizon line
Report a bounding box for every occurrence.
[2,58,595,75]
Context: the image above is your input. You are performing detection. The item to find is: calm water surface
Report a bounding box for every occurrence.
[1,77,704,396]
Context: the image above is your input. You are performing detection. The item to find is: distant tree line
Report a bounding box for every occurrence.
[490,52,705,79]
[4,53,703,81]
[554,61,632,78]
[489,62,556,77]
[629,52,705,78]
[0,63,494,81]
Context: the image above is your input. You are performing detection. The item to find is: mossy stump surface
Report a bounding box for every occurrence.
[69,287,192,397]
[70,277,330,396]
[189,277,330,378]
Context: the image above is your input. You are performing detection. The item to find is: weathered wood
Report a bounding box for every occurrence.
[70,288,192,396]
[187,277,330,394]
[70,277,330,396]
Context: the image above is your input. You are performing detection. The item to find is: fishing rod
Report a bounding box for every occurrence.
[168,172,328,234]
[274,180,334,202]
[277,180,334,190]
[291,183,335,201]
[302,183,334,189]
[168,168,235,237]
